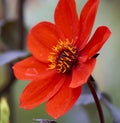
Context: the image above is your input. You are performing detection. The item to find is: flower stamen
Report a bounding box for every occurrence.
[48,40,79,73]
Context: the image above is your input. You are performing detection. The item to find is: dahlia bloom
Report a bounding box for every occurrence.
[13,0,111,119]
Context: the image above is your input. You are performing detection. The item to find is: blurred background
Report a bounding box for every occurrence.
[0,0,120,123]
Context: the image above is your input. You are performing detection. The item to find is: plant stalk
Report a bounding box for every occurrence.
[87,76,105,123]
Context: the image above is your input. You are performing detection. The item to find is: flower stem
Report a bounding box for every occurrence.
[87,76,104,123]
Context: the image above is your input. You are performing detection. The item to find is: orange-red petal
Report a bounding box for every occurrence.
[46,76,82,119]
[13,56,55,80]
[27,21,65,62]
[54,0,79,42]
[76,0,100,49]
[20,74,65,109]
[70,58,96,88]
[80,26,111,60]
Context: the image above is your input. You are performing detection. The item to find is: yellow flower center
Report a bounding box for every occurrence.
[48,39,79,73]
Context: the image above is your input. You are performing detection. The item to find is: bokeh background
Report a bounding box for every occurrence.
[0,0,120,123]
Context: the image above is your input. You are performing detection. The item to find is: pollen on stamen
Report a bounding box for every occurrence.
[48,39,79,73]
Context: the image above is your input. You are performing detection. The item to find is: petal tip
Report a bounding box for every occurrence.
[20,101,32,110]
[46,108,60,119]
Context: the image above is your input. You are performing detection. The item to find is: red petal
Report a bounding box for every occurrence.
[54,0,79,42]
[46,76,82,119]
[13,56,55,80]
[27,22,65,62]
[20,74,65,109]
[75,0,100,49]
[70,59,96,88]
[80,26,111,60]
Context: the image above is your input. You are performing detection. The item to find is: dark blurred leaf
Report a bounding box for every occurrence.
[1,21,19,49]
[101,92,112,103]
[101,94,120,123]
[33,119,57,123]
[0,41,8,52]
[0,50,28,66]
[1,20,27,49]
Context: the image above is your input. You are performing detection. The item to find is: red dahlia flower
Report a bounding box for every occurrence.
[13,0,111,119]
